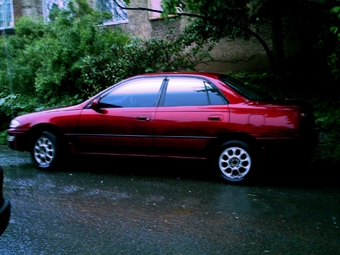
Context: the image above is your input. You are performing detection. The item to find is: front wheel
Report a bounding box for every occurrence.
[214,140,255,184]
[31,131,59,170]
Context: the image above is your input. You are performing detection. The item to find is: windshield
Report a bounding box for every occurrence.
[220,75,273,101]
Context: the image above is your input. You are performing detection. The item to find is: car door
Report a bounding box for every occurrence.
[153,76,230,158]
[76,77,164,155]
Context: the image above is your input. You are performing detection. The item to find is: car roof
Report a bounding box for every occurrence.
[137,72,224,80]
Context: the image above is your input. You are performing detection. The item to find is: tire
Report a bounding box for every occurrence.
[31,131,59,170]
[214,140,255,184]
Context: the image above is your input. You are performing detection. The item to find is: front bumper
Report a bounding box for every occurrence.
[0,199,11,236]
[7,129,30,151]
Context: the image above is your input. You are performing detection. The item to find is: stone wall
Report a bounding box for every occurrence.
[195,38,271,73]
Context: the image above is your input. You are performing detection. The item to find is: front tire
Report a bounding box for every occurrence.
[214,140,255,184]
[31,131,59,170]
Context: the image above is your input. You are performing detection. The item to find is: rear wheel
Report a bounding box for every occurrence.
[31,131,59,170]
[214,140,255,184]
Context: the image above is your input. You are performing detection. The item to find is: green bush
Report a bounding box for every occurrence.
[329,6,340,80]
[0,0,198,99]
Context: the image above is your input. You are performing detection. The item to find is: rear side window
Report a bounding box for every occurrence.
[220,75,273,101]
[163,77,226,106]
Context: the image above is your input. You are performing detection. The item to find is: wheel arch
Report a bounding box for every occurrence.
[27,124,68,151]
[205,132,263,159]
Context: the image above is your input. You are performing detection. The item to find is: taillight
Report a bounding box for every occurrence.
[300,109,315,129]
[300,112,308,119]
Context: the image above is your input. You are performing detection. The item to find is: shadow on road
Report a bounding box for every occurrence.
[2,144,338,187]
[254,158,340,188]
[63,155,216,182]
[60,154,340,188]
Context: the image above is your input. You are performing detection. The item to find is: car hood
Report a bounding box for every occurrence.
[18,104,84,117]
[11,104,85,126]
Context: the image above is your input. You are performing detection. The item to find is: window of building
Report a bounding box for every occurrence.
[43,0,128,25]
[43,0,68,21]
[96,0,128,25]
[148,0,162,20]
[0,0,14,30]
[148,0,181,20]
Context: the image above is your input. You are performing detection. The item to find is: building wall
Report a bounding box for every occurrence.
[12,0,22,19]
[12,0,42,19]
[21,0,43,17]
[117,0,182,39]
[117,0,271,73]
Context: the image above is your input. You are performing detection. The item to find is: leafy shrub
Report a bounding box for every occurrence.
[0,0,198,99]
[329,6,340,80]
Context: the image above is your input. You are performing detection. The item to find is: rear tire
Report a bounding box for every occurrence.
[214,140,255,184]
[31,131,59,170]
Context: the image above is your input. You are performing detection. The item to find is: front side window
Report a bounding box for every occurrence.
[99,77,164,108]
[163,77,226,106]
[0,0,13,29]
[96,0,128,25]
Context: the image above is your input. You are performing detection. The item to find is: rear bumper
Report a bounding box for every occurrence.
[257,129,319,159]
[0,199,11,236]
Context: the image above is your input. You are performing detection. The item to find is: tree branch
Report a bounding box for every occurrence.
[112,0,274,72]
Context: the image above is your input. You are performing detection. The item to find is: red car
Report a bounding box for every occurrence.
[7,72,317,183]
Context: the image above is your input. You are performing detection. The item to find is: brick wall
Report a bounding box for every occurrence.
[12,0,22,19]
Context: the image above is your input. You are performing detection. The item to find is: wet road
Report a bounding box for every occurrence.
[1,145,340,255]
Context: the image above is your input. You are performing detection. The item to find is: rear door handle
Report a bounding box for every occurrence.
[208,115,223,121]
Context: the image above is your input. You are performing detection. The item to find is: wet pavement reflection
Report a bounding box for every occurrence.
[1,145,340,254]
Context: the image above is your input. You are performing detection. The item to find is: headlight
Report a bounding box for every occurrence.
[9,119,20,128]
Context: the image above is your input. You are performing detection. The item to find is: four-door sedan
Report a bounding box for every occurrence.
[7,72,317,183]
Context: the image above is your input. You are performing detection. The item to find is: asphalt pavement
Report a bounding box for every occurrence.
[0,145,340,255]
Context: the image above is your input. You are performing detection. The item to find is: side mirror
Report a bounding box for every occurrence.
[89,98,101,110]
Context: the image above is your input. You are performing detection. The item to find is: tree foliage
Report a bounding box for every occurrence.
[329,5,340,80]
[0,0,198,108]
[153,0,340,80]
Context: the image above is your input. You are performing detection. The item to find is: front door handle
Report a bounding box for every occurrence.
[208,114,223,121]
